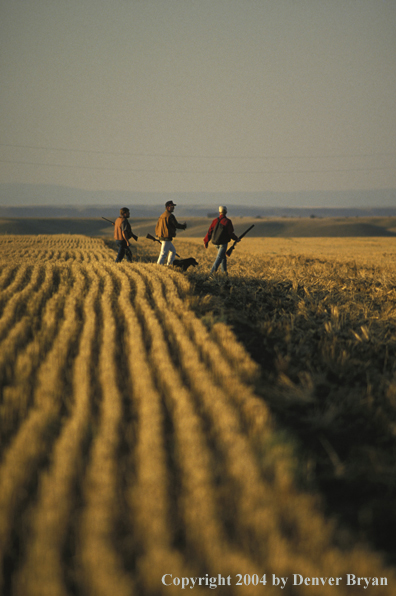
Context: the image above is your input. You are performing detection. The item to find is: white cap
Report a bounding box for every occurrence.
[219,205,227,213]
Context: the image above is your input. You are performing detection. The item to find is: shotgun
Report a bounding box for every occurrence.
[226,224,254,257]
[101,217,138,241]
[101,216,115,225]
[146,233,180,258]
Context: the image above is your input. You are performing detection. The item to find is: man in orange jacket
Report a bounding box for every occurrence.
[114,207,137,263]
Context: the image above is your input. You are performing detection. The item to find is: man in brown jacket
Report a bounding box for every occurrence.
[155,201,187,265]
[114,207,137,263]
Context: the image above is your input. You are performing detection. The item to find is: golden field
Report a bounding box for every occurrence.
[0,232,396,595]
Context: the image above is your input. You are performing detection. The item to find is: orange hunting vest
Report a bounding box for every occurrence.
[114,217,124,240]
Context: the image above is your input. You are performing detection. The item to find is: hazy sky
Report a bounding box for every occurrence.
[1,0,396,195]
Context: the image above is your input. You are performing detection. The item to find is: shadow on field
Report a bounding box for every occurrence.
[188,266,396,564]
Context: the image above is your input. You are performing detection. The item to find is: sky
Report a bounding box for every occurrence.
[1,0,396,199]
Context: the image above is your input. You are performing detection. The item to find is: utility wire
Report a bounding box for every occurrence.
[0,157,394,174]
[1,143,395,161]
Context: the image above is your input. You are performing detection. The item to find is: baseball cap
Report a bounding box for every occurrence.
[165,200,177,207]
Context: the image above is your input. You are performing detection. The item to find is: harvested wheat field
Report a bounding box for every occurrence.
[0,234,396,595]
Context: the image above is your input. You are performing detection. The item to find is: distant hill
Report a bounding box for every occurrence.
[1,216,396,238]
[1,205,396,219]
[0,183,396,216]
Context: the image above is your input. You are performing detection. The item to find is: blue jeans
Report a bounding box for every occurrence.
[115,240,133,263]
[211,244,228,272]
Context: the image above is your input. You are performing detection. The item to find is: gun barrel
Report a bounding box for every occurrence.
[238,224,254,240]
[226,224,254,257]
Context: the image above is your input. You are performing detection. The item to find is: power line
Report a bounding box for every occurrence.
[0,157,394,174]
[1,143,395,161]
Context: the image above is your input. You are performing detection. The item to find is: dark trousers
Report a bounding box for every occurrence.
[115,240,133,263]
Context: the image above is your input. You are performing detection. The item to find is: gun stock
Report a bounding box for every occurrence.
[146,234,180,258]
[146,233,161,245]
[226,224,254,257]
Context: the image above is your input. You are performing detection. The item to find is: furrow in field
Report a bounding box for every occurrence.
[38,251,55,262]
[88,252,98,262]
[71,249,82,262]
[0,265,18,291]
[0,264,32,315]
[169,272,262,382]
[15,249,31,259]
[151,271,279,509]
[152,275,335,577]
[90,248,107,262]
[19,249,40,261]
[0,264,45,343]
[0,267,87,594]
[0,264,56,381]
[96,250,112,262]
[13,267,101,596]
[131,268,260,595]
[33,248,50,259]
[113,265,202,595]
[158,271,257,379]
[155,269,269,438]
[77,267,134,596]
[140,272,273,539]
[84,248,97,263]
[0,266,72,450]
[148,268,394,594]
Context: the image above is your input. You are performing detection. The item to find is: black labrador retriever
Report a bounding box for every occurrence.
[172,257,198,271]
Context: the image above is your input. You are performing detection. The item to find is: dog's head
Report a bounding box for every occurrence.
[188,258,198,268]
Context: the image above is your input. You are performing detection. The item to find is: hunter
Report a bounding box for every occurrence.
[204,206,239,274]
[155,200,187,265]
[114,207,137,263]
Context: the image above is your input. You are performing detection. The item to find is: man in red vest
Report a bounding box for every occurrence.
[204,206,239,274]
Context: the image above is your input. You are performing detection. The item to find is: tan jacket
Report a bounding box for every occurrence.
[114,217,132,241]
[155,211,184,240]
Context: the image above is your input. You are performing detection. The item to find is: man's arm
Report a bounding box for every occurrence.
[226,219,239,242]
[120,219,138,243]
[122,230,130,245]
[203,218,217,248]
[170,213,187,230]
[119,221,129,245]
